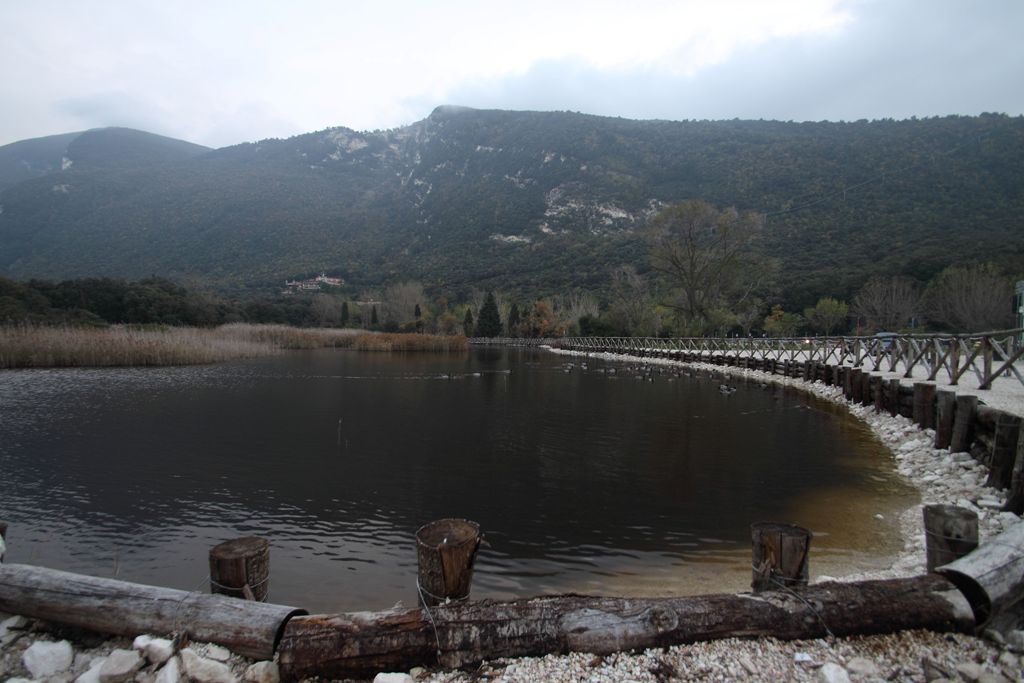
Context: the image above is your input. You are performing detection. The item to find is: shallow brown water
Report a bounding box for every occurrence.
[0,347,914,611]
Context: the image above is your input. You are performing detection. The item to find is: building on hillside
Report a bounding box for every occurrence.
[284,273,345,293]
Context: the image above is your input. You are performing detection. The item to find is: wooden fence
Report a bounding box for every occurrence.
[551,329,1024,390]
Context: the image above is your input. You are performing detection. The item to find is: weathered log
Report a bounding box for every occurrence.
[750,522,810,592]
[934,390,957,450]
[950,395,978,453]
[0,564,305,659]
[937,522,1024,624]
[210,537,270,602]
[277,575,973,680]
[416,519,481,607]
[985,414,1022,490]
[923,505,978,572]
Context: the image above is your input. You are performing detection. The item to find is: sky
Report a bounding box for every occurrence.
[1,0,1021,149]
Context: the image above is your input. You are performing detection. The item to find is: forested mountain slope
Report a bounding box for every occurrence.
[0,108,1020,307]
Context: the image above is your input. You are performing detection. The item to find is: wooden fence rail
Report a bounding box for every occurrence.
[547,329,1024,390]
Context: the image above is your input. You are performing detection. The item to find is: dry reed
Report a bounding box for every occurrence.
[352,333,468,352]
[0,325,465,369]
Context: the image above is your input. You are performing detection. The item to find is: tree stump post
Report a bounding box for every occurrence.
[924,505,978,572]
[950,394,978,453]
[750,522,811,593]
[934,390,957,449]
[1002,426,1024,515]
[850,368,863,403]
[830,365,840,387]
[209,537,270,602]
[913,383,937,429]
[416,519,482,607]
[873,376,886,413]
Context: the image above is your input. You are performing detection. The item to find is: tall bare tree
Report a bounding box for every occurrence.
[608,265,659,336]
[925,263,1013,331]
[381,281,426,325]
[852,276,923,332]
[648,200,773,334]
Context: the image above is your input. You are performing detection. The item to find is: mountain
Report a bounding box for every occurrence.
[0,128,210,192]
[0,109,1021,307]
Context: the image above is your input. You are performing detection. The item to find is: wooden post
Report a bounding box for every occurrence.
[831,365,841,387]
[924,505,978,572]
[913,383,936,429]
[985,414,1022,490]
[842,367,853,398]
[887,379,902,417]
[209,537,270,602]
[1003,426,1024,515]
[873,376,886,413]
[950,394,978,453]
[860,372,873,407]
[934,391,957,449]
[750,522,811,593]
[0,521,7,563]
[416,518,481,607]
[850,368,863,403]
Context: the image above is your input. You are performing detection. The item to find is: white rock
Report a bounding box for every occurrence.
[846,656,880,677]
[99,649,144,683]
[24,640,75,678]
[144,639,175,666]
[243,661,279,683]
[408,667,425,680]
[180,648,236,683]
[0,615,29,638]
[154,656,181,683]
[205,645,231,662]
[956,661,987,681]
[1007,629,1024,652]
[373,674,415,683]
[133,635,153,651]
[819,663,851,683]
[6,678,34,683]
[76,659,107,683]
[794,652,813,663]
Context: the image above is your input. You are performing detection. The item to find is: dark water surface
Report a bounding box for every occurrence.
[0,348,914,611]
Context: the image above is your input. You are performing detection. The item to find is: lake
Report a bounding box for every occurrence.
[0,347,914,612]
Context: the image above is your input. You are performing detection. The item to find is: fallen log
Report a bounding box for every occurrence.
[277,575,973,680]
[0,564,305,659]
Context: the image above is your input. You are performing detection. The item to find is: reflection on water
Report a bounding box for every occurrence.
[0,348,915,611]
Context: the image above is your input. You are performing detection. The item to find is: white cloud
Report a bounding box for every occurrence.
[0,0,1019,148]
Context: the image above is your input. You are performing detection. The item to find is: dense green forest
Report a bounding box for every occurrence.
[0,109,1021,317]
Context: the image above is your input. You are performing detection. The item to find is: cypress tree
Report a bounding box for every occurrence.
[463,308,474,336]
[476,291,502,337]
[371,305,378,326]
[340,301,350,327]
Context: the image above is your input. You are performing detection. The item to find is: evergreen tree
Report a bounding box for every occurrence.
[414,303,421,320]
[475,291,503,337]
[371,305,378,326]
[340,301,350,327]
[507,303,521,337]
[463,309,474,336]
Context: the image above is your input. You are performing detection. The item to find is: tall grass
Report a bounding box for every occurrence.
[352,333,468,352]
[0,325,276,369]
[0,325,465,368]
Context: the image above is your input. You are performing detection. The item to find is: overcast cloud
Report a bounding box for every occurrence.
[1,0,1020,148]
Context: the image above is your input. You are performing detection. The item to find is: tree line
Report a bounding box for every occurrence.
[2,200,1018,337]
